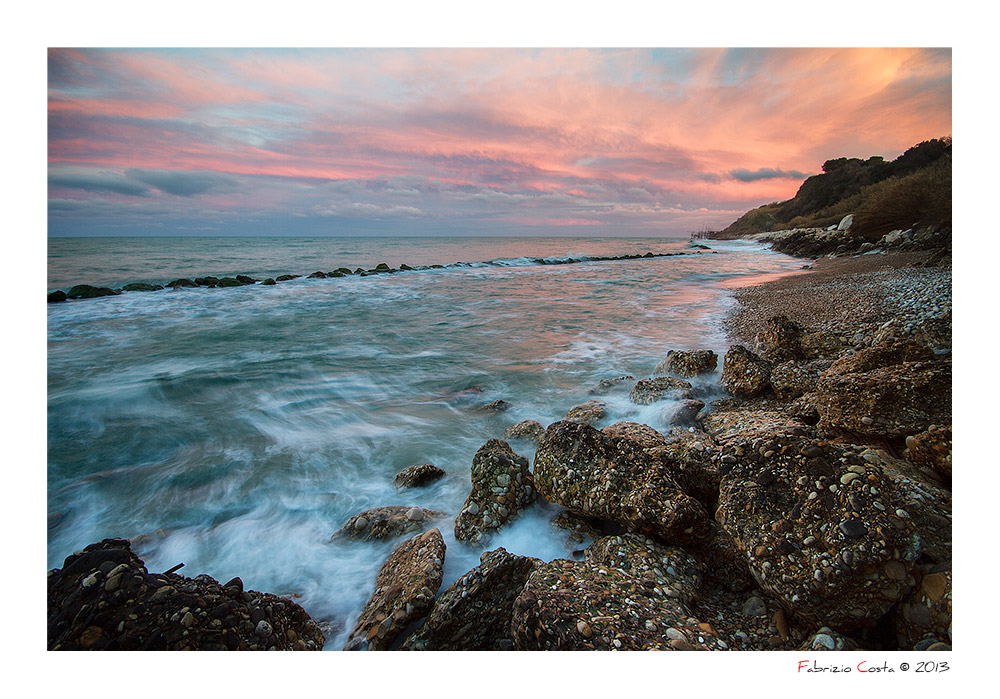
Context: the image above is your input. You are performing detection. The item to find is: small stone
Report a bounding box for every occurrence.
[839,519,867,539]
[405,507,424,522]
[577,621,592,637]
[255,620,273,637]
[813,633,836,650]
[353,517,369,531]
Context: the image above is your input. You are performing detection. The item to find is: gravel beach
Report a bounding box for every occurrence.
[724,249,952,351]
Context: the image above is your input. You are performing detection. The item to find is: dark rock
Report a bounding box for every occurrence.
[194,277,220,287]
[585,533,705,607]
[261,278,276,285]
[504,419,546,443]
[121,283,164,292]
[665,399,705,427]
[393,464,446,489]
[165,278,197,289]
[904,425,951,482]
[345,529,445,651]
[654,349,718,377]
[454,440,535,544]
[332,506,447,542]
[275,274,300,282]
[216,277,243,287]
[47,538,323,650]
[48,290,67,303]
[720,345,772,399]
[690,521,757,592]
[890,565,951,650]
[67,284,121,299]
[755,315,805,362]
[549,510,604,545]
[534,421,711,546]
[563,399,608,424]
[475,399,512,413]
[402,547,540,650]
[307,271,327,279]
[399,264,414,271]
[588,375,635,395]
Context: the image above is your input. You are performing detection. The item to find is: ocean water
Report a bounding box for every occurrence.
[46,235,805,649]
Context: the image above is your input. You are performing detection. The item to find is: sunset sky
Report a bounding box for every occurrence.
[47,47,952,237]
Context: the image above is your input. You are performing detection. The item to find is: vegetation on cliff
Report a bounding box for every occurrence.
[718,138,952,241]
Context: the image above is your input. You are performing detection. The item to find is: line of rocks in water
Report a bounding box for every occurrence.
[47,248,717,303]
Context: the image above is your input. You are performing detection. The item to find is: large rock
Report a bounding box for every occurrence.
[799,332,844,360]
[588,375,635,395]
[401,547,540,650]
[628,376,693,405]
[720,345,772,398]
[454,440,535,545]
[664,399,705,427]
[344,528,445,651]
[563,399,607,424]
[332,506,446,542]
[815,359,951,438]
[48,290,67,303]
[654,350,718,378]
[510,557,727,650]
[769,360,830,400]
[824,337,934,377]
[715,436,923,631]
[549,510,604,545]
[67,284,121,299]
[121,282,164,292]
[533,421,710,546]
[47,539,324,650]
[755,316,805,362]
[393,464,446,489]
[689,521,756,593]
[585,533,705,607]
[702,408,810,445]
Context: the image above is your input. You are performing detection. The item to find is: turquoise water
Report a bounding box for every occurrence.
[47,236,804,648]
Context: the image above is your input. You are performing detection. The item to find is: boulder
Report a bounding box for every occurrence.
[715,436,923,632]
[401,547,540,650]
[588,375,635,395]
[216,277,243,287]
[755,316,805,362]
[165,278,197,288]
[235,275,257,285]
[824,338,934,377]
[48,290,67,303]
[475,399,512,413]
[689,521,757,593]
[533,421,711,546]
[563,399,607,424]
[121,282,164,292]
[344,529,445,651]
[261,278,276,286]
[585,533,705,607]
[332,506,446,542]
[769,360,830,400]
[815,359,951,438]
[510,557,726,650]
[47,538,324,650]
[67,284,121,299]
[194,277,220,286]
[654,349,718,378]
[702,408,810,445]
[629,376,693,405]
[307,271,327,279]
[799,332,843,360]
[720,345,772,398]
[503,420,546,443]
[664,399,705,427]
[393,464,446,489]
[275,274,300,282]
[904,425,952,482]
[454,440,536,545]
[890,563,952,650]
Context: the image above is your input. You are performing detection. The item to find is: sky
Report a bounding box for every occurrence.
[48,47,952,237]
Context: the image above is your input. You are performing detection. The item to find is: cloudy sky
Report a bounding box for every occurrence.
[48,47,952,237]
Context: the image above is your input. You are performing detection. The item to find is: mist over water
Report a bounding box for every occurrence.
[47,236,804,648]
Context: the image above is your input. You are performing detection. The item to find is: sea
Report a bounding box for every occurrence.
[46,235,806,649]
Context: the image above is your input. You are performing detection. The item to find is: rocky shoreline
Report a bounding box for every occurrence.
[48,228,952,651]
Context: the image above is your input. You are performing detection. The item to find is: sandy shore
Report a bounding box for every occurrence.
[724,249,952,351]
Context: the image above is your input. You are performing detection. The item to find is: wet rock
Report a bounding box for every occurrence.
[67,284,121,299]
[720,345,772,399]
[275,274,300,282]
[261,278,276,286]
[504,419,546,443]
[454,440,535,545]
[815,359,951,438]
[344,529,446,651]
[534,421,711,546]
[307,271,327,279]
[402,547,540,650]
[216,277,243,287]
[121,282,164,292]
[510,557,726,650]
[47,538,324,650]
[654,349,718,377]
[755,315,805,362]
[665,399,705,427]
[890,564,952,650]
[564,399,608,424]
[235,275,257,285]
[393,464,446,489]
[332,506,446,542]
[194,277,220,287]
[629,376,693,405]
[904,425,952,482]
[588,375,635,395]
[165,278,197,288]
[715,436,922,631]
[48,290,67,303]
